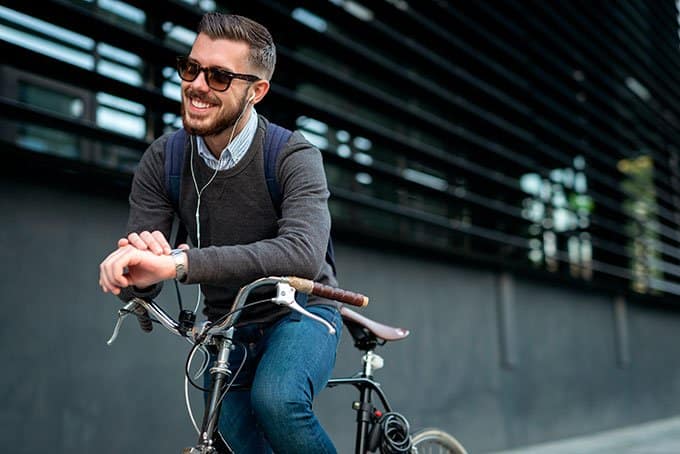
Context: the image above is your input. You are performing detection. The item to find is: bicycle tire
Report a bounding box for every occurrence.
[410,428,468,454]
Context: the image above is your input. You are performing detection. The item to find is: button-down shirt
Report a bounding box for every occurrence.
[196,107,258,170]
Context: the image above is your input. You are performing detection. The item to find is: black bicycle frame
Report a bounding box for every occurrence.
[327,376,393,454]
[201,366,394,454]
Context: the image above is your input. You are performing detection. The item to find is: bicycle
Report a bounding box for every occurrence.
[107,276,467,453]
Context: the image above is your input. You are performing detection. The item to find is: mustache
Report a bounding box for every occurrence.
[183,89,220,105]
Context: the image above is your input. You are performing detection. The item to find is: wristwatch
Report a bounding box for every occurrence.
[170,248,187,282]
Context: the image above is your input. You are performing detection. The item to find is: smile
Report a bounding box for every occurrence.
[190,97,216,109]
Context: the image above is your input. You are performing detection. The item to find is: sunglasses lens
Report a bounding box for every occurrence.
[207,69,232,91]
[176,58,235,91]
[177,58,199,81]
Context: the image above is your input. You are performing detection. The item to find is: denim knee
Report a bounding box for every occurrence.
[250,381,312,425]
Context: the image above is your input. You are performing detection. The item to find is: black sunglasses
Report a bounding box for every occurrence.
[176,56,260,92]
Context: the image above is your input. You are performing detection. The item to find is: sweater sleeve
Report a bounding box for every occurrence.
[119,135,176,300]
[183,132,332,287]
[126,135,176,238]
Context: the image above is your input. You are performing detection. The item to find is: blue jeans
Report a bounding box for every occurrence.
[205,305,342,454]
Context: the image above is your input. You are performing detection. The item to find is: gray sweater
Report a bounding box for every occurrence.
[126,115,337,322]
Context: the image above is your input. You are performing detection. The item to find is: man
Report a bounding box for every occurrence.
[99,12,340,453]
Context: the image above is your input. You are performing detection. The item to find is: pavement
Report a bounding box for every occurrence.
[486,416,680,454]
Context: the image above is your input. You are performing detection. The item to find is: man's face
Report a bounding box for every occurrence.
[180,33,254,138]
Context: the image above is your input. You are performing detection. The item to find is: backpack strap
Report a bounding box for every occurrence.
[164,128,187,210]
[164,128,188,247]
[264,123,337,276]
[263,123,292,217]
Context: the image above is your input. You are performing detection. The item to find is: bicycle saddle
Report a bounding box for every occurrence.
[340,306,410,343]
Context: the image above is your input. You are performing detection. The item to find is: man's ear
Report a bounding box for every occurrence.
[249,79,270,105]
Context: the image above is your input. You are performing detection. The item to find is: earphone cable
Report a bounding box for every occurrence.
[189,99,251,314]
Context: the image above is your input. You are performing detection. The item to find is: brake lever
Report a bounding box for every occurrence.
[106,300,137,345]
[273,283,336,335]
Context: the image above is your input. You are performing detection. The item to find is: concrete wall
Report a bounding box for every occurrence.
[2,177,680,453]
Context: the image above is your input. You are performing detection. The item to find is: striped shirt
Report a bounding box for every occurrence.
[195,107,259,170]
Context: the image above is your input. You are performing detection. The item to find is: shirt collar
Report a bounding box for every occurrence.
[195,107,259,170]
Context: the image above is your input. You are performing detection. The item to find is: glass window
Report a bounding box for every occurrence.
[16,81,85,158]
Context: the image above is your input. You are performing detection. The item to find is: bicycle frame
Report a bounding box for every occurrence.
[324,307,421,454]
[200,333,399,454]
[327,374,393,453]
[201,336,397,454]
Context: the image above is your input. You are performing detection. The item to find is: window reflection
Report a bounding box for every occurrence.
[292,8,328,33]
[0,22,94,69]
[16,81,83,158]
[618,155,662,294]
[163,22,196,47]
[328,0,375,22]
[95,0,145,25]
[95,90,145,139]
[297,115,374,193]
[521,155,593,279]
[1,2,149,159]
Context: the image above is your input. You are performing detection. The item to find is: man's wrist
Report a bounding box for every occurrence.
[170,248,188,282]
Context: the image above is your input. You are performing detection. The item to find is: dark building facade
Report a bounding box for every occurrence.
[1,1,680,453]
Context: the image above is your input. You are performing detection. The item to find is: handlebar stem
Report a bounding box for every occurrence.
[209,332,234,377]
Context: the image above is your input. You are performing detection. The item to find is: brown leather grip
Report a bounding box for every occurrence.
[287,277,369,307]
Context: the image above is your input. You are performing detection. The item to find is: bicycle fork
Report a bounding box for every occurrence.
[184,332,234,454]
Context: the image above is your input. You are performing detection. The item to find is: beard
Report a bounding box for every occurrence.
[180,89,249,137]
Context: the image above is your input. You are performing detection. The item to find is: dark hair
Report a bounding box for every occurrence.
[198,12,276,80]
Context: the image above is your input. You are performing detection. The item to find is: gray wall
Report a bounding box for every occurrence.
[2,177,680,453]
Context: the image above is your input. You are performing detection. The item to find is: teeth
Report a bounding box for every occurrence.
[191,98,211,109]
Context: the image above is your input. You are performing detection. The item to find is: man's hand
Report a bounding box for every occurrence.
[117,230,172,255]
[118,230,189,255]
[99,245,175,295]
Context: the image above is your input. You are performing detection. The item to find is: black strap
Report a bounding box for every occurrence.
[165,128,187,210]
[263,123,292,217]
[164,128,188,247]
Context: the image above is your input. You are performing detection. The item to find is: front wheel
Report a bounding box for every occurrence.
[410,428,467,454]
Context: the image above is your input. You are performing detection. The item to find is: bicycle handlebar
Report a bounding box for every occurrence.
[286,277,369,307]
[130,302,153,332]
[107,276,369,344]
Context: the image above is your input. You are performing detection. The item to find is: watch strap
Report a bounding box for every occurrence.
[170,248,187,282]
